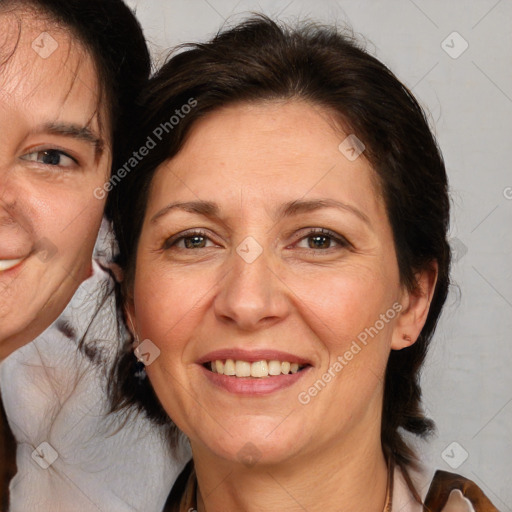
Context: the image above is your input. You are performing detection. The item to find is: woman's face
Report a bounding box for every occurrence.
[130,100,432,466]
[0,10,110,357]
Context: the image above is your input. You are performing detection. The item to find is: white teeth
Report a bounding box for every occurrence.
[0,258,23,271]
[268,360,281,376]
[224,359,236,375]
[251,360,268,378]
[235,360,251,377]
[209,359,305,378]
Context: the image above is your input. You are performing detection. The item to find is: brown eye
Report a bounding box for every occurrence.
[183,235,207,249]
[163,230,217,250]
[294,229,349,251]
[307,234,332,249]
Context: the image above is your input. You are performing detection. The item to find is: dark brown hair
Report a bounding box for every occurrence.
[110,15,451,473]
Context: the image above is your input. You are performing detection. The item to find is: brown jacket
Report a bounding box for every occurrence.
[424,470,499,511]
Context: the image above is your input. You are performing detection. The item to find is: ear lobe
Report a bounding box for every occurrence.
[391,262,438,351]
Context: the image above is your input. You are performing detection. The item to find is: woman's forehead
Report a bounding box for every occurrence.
[0,9,106,143]
[149,101,384,224]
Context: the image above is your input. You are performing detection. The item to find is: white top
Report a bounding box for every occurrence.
[0,259,188,512]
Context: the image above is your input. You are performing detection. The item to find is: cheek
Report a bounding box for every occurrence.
[133,268,210,424]
[289,262,399,347]
[288,265,398,408]
[49,192,105,266]
[133,262,211,347]
[290,270,397,423]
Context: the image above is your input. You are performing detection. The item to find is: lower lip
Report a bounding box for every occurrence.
[200,365,311,396]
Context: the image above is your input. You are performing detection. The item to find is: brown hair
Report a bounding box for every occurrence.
[109,15,451,473]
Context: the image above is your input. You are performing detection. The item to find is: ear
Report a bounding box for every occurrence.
[391,261,438,350]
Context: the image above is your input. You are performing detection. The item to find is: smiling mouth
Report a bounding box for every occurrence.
[0,258,24,272]
[205,359,309,378]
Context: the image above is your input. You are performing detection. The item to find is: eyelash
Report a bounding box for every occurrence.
[163,228,350,252]
[292,228,350,251]
[163,229,212,250]
[20,148,79,170]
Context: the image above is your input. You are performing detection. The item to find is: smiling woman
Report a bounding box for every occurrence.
[0,0,166,509]
[110,15,499,512]
[0,0,149,356]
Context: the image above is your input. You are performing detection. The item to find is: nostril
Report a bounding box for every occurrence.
[0,217,17,228]
[0,205,19,228]
[0,197,17,212]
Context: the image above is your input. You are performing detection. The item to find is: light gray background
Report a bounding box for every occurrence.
[125,0,512,507]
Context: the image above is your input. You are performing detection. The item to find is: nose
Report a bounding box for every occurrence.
[213,243,290,331]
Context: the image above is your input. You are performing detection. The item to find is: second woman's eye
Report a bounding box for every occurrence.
[182,234,208,249]
[164,230,217,250]
[21,149,77,168]
[306,234,332,249]
[294,229,349,251]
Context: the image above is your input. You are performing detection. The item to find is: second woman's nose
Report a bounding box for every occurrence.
[213,237,290,331]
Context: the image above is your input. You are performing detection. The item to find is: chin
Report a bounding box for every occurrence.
[192,424,304,468]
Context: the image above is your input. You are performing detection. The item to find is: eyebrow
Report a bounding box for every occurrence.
[279,199,371,226]
[151,198,371,227]
[36,122,104,156]
[151,201,219,224]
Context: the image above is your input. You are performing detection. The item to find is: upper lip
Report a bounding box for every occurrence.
[197,349,313,366]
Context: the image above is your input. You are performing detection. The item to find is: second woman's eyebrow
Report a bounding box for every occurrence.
[150,198,371,228]
[151,201,219,224]
[279,199,372,227]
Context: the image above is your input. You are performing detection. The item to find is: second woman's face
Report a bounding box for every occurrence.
[0,11,110,357]
[131,100,415,466]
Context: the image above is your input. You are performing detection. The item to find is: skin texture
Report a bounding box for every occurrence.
[0,9,110,358]
[129,101,437,511]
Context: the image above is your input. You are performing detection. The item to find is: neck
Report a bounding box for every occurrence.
[192,429,389,512]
